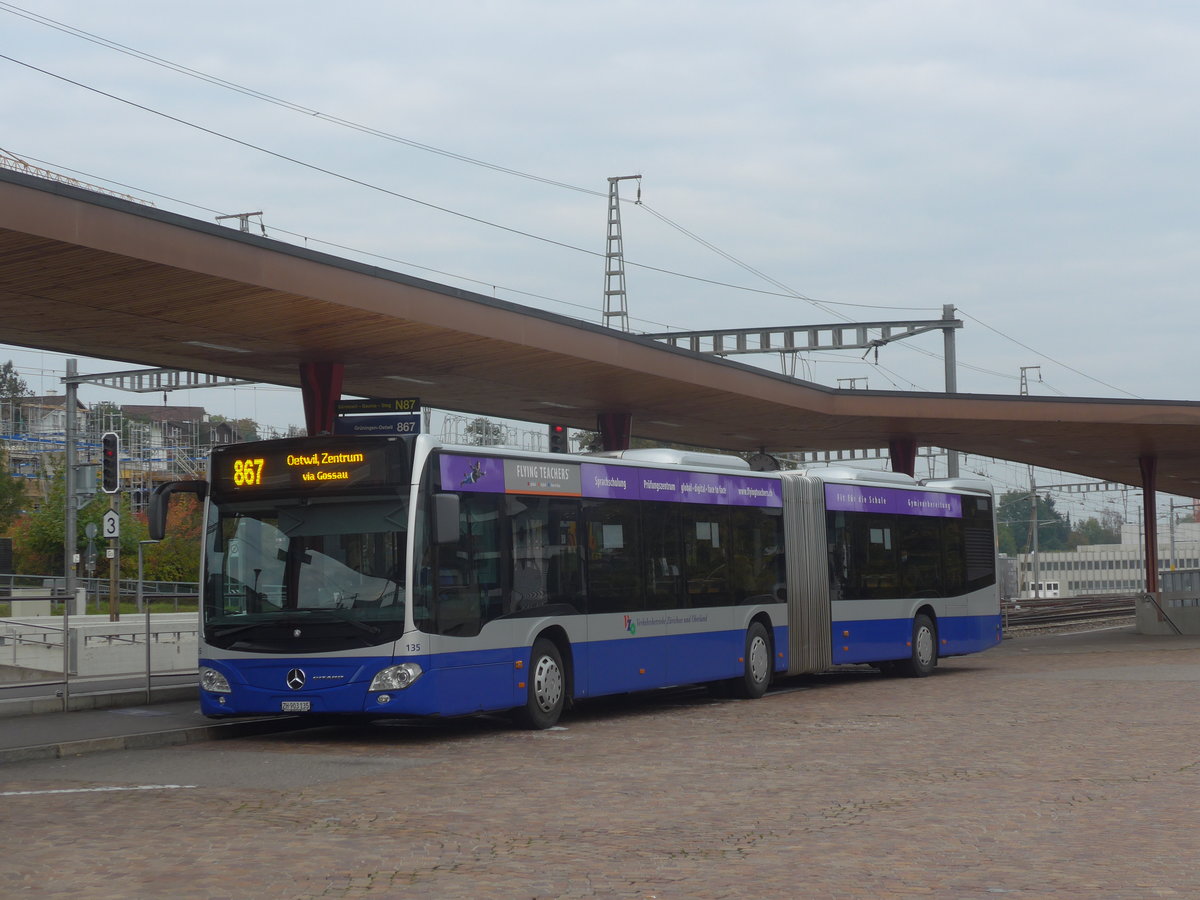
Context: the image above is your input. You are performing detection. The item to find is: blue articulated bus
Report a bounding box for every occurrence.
[151,434,1001,729]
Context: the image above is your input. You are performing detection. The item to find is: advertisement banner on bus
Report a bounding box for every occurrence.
[824,484,962,518]
[440,455,782,507]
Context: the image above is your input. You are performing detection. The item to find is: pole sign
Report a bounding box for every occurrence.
[336,398,421,414]
[102,509,120,539]
[334,398,422,436]
[333,414,421,436]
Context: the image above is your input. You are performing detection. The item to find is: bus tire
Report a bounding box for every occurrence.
[733,621,772,699]
[515,638,566,729]
[898,613,937,678]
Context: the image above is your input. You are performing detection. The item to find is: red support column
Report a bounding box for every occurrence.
[299,361,344,435]
[1141,454,1159,594]
[888,438,917,478]
[596,412,632,452]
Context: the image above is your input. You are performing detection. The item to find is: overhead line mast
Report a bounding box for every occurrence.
[603,175,641,333]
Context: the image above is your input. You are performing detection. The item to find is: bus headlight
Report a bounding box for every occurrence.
[370,662,423,692]
[199,666,232,694]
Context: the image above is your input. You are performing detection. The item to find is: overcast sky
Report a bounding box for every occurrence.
[3,1,1199,512]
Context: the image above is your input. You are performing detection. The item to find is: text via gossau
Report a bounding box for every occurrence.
[301,470,351,482]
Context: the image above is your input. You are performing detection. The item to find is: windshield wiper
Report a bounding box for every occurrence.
[309,609,383,636]
[209,621,270,639]
[209,609,382,642]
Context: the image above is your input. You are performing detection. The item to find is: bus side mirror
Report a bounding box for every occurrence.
[433,493,460,545]
[148,480,209,541]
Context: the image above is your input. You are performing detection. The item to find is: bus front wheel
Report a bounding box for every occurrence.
[732,621,772,699]
[897,614,937,678]
[515,638,566,729]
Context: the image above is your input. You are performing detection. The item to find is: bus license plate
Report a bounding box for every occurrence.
[281,700,311,712]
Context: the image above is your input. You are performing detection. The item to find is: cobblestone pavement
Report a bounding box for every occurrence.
[3,626,1200,899]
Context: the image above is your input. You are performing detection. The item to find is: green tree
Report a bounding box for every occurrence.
[574,429,604,453]
[0,448,26,533]
[209,415,261,442]
[9,459,146,576]
[140,492,202,582]
[1069,512,1122,548]
[88,400,124,439]
[1,359,31,435]
[997,490,1071,555]
[0,360,30,402]
[464,417,504,446]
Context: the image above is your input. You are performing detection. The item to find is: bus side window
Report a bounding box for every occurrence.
[897,517,943,598]
[642,504,683,610]
[507,496,583,614]
[682,505,731,608]
[730,507,784,604]
[583,500,643,614]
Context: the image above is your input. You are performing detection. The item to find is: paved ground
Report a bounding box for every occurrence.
[2,624,1200,898]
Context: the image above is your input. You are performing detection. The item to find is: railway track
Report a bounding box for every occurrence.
[1003,594,1137,627]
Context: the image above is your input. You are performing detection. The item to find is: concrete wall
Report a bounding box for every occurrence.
[1136,593,1200,635]
[0,614,197,679]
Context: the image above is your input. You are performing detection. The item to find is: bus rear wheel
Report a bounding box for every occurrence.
[732,621,772,699]
[897,613,937,678]
[515,638,566,729]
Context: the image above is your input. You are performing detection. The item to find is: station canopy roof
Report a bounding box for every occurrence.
[4,167,1200,498]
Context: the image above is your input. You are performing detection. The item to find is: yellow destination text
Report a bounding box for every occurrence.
[287,451,366,467]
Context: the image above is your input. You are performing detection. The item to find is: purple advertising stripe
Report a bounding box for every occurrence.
[444,456,783,506]
[824,484,961,518]
[581,463,640,499]
[582,464,781,507]
[724,475,784,508]
[440,455,506,493]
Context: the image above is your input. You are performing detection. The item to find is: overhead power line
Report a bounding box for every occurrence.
[0,4,942,317]
[0,53,946,318]
[0,4,1141,399]
[957,309,1141,399]
[0,2,602,198]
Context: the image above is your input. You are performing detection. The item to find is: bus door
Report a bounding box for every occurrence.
[583,499,668,694]
[420,490,519,716]
[670,504,736,684]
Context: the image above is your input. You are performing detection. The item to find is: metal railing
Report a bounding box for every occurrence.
[1,571,201,708]
[0,573,199,596]
[0,611,199,708]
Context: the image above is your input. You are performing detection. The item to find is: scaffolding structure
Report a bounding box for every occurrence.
[1,394,293,511]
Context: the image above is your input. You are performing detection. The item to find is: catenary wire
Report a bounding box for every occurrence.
[0,12,1145,399]
[0,13,1142,398]
[0,52,956,317]
[0,6,947,315]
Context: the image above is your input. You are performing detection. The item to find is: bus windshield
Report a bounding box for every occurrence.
[203,498,409,652]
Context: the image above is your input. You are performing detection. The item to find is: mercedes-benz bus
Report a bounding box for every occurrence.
[151,434,1001,728]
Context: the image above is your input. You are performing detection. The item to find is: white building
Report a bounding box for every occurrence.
[1017,522,1200,597]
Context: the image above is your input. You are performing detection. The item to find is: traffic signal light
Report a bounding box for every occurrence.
[101,432,120,493]
[548,424,568,453]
